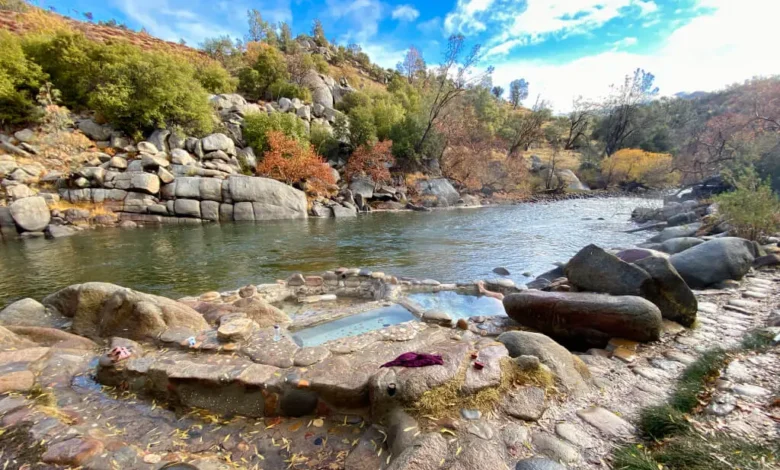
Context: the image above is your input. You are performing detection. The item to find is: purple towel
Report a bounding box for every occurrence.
[381,352,444,368]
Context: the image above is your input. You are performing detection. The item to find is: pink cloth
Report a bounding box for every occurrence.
[381,352,444,368]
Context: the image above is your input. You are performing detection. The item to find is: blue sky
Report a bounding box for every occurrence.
[49,0,777,111]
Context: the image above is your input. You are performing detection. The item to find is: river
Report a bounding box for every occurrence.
[0,197,660,308]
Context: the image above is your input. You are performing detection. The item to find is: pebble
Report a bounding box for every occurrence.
[531,433,580,463]
[706,393,736,416]
[731,384,770,397]
[460,409,481,420]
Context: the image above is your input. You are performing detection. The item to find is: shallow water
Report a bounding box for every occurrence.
[407,291,506,319]
[0,197,660,308]
[291,304,415,347]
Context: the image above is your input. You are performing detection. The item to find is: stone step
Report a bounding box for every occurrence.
[555,423,597,449]
[634,366,672,382]
[724,305,754,316]
[531,432,581,464]
[576,406,635,438]
[697,302,718,314]
[743,291,769,300]
[728,299,760,310]
[650,358,685,373]
[664,350,696,365]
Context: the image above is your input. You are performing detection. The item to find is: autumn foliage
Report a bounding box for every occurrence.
[601,148,677,187]
[345,140,395,184]
[256,131,336,193]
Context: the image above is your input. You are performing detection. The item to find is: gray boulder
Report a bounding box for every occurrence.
[556,169,589,191]
[227,176,307,220]
[174,199,201,218]
[45,225,80,239]
[171,149,196,166]
[565,244,655,297]
[497,331,590,393]
[201,133,236,156]
[670,237,761,288]
[650,223,702,242]
[503,290,663,347]
[148,129,170,152]
[43,282,208,341]
[303,71,334,108]
[9,196,51,232]
[659,237,704,255]
[331,204,357,218]
[349,176,375,200]
[634,256,697,327]
[0,298,68,328]
[78,119,112,141]
[667,211,699,227]
[415,178,459,207]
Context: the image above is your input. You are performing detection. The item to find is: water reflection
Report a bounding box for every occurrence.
[0,197,660,307]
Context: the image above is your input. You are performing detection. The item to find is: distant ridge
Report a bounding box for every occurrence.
[674,91,709,100]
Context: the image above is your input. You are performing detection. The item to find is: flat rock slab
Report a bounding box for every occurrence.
[531,432,580,463]
[651,358,684,373]
[635,381,665,396]
[731,384,770,397]
[293,347,331,367]
[243,328,300,368]
[724,305,754,316]
[576,406,635,438]
[743,291,768,299]
[676,336,700,347]
[662,320,686,335]
[502,386,547,421]
[697,302,718,314]
[634,366,671,382]
[664,350,696,365]
[728,299,760,309]
[462,344,507,394]
[555,422,596,449]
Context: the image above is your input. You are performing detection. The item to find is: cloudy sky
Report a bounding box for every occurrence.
[52,0,777,111]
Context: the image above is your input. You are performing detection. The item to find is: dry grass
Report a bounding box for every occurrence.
[48,200,114,216]
[409,356,556,420]
[522,147,583,172]
[328,64,387,94]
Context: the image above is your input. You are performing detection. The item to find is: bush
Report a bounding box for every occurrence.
[347,105,377,148]
[195,59,237,94]
[346,140,394,184]
[336,91,371,113]
[25,32,214,136]
[312,54,329,74]
[256,131,335,193]
[0,30,45,124]
[243,111,308,153]
[310,122,341,160]
[372,99,405,141]
[601,148,678,188]
[268,81,311,102]
[715,171,780,240]
[238,43,288,100]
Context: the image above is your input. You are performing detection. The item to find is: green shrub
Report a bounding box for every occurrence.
[312,54,329,74]
[372,99,405,141]
[25,31,214,135]
[715,170,780,240]
[195,60,237,94]
[347,105,377,148]
[243,111,308,153]
[0,30,45,124]
[268,81,311,102]
[336,91,371,113]
[238,44,288,100]
[638,404,690,440]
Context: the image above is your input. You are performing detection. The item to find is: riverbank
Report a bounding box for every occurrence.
[0,194,778,469]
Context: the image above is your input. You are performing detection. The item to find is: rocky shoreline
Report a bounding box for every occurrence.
[0,196,778,469]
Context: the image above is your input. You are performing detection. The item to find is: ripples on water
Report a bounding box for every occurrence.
[0,197,660,307]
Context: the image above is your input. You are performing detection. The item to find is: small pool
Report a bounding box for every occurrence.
[291,304,416,347]
[407,291,505,319]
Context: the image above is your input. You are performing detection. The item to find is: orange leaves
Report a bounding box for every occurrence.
[256,131,336,194]
[345,140,395,184]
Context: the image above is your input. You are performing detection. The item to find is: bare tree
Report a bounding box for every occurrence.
[415,34,493,154]
[504,97,550,157]
[396,46,426,83]
[564,97,596,150]
[601,68,659,156]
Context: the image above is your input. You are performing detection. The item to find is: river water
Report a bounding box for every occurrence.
[0,197,660,308]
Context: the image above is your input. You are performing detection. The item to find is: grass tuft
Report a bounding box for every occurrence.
[613,444,660,470]
[742,329,775,352]
[638,404,689,440]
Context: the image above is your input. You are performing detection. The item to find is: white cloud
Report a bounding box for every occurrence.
[417,17,442,34]
[490,0,779,112]
[392,5,420,22]
[327,0,384,43]
[444,0,495,35]
[634,0,658,15]
[611,36,637,49]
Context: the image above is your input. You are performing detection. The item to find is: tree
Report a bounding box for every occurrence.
[601,148,677,187]
[246,9,276,44]
[491,86,504,99]
[311,19,327,47]
[286,52,314,86]
[238,43,288,99]
[415,34,493,155]
[256,131,336,193]
[345,140,395,184]
[278,22,295,53]
[601,68,659,156]
[396,46,425,83]
[348,106,378,148]
[502,97,550,156]
[244,112,308,153]
[564,97,596,150]
[509,79,529,108]
[200,36,243,74]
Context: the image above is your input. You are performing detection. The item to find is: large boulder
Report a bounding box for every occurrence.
[503,291,662,347]
[42,283,208,340]
[77,119,112,141]
[200,133,236,156]
[565,244,655,297]
[227,176,307,220]
[659,237,704,255]
[497,331,590,393]
[349,177,375,200]
[670,237,761,288]
[650,223,702,243]
[633,256,697,327]
[9,196,50,232]
[303,71,334,108]
[415,178,459,207]
[0,298,69,328]
[555,169,589,191]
